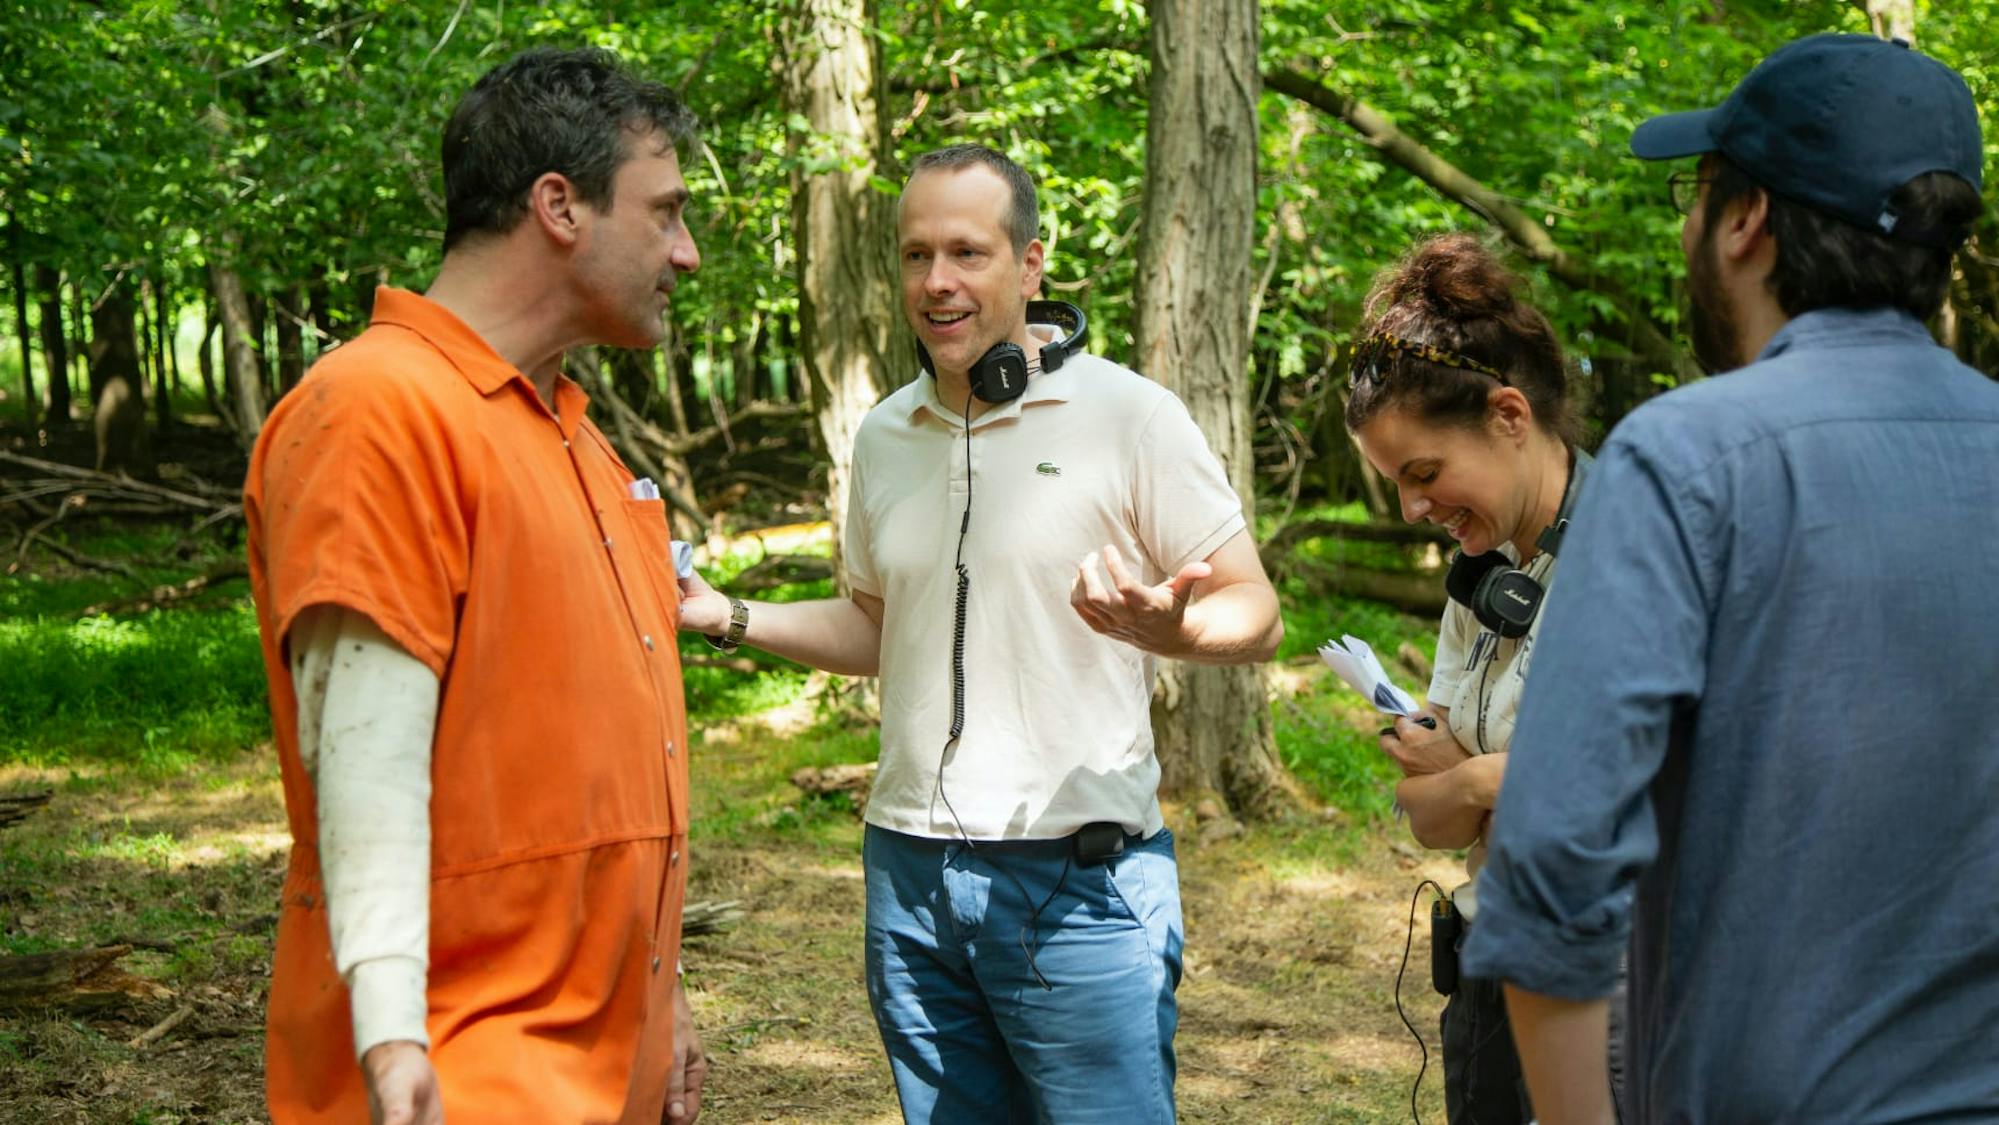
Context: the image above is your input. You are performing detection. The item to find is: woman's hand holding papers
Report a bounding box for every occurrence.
[1379,711,1470,778]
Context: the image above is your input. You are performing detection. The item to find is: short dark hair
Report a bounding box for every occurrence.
[1345,234,1580,446]
[442,47,697,251]
[906,144,1039,253]
[1703,156,1983,321]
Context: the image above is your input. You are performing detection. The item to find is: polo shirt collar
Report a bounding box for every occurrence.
[906,321,1081,427]
[1755,306,1935,363]
[368,286,591,436]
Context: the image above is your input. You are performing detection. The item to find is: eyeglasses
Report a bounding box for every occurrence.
[1668,171,1713,216]
[1349,330,1509,388]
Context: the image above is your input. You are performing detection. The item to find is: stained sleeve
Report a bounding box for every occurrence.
[292,604,439,1057]
[1458,434,1716,999]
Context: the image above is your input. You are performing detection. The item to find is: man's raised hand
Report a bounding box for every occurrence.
[1069,544,1210,655]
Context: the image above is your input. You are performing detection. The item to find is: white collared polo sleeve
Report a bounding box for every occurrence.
[1130,391,1249,574]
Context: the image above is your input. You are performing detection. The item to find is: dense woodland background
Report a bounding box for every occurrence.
[5,0,1997,822]
[2,3,1998,1120]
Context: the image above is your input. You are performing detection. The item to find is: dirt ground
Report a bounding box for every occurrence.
[1,722,1458,1124]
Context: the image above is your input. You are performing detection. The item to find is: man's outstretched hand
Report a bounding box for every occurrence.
[1070,544,1209,656]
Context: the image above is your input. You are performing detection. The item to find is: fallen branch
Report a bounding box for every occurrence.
[71,560,250,618]
[1265,68,1699,383]
[1260,518,1451,565]
[0,945,173,1013]
[127,1003,196,1048]
[0,791,52,830]
[1294,563,1448,617]
[17,530,139,577]
[791,762,877,816]
[734,553,836,593]
[0,451,238,511]
[682,899,744,938]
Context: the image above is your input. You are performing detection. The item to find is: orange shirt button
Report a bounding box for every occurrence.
[643,634,655,650]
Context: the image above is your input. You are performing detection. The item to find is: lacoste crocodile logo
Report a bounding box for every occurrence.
[1036,462,1062,476]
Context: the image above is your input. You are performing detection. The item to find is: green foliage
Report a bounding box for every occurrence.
[0,603,269,769]
[1272,589,1436,818]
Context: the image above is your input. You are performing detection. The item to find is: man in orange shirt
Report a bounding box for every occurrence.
[245,48,706,1124]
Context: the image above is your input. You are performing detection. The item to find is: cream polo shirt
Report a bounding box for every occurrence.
[846,338,1247,840]
[1426,545,1558,918]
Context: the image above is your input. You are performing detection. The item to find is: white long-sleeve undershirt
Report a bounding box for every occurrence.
[289,604,438,1059]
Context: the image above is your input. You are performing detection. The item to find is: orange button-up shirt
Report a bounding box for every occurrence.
[245,288,689,1123]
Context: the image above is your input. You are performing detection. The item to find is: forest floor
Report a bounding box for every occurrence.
[0,693,1459,1124]
[0,436,1458,1123]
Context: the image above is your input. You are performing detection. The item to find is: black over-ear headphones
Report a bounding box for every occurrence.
[916,300,1090,404]
[1444,448,1593,639]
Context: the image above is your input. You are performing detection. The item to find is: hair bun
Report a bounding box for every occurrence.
[1374,232,1518,321]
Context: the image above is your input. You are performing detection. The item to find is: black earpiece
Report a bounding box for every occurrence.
[1444,449,1593,638]
[916,300,1090,404]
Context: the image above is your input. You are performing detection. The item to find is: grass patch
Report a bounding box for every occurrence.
[0,603,270,769]
[1272,588,1438,819]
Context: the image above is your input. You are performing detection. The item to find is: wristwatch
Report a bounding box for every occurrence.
[705,596,749,653]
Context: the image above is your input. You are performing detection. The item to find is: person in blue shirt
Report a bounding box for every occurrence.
[1460,34,1999,1125]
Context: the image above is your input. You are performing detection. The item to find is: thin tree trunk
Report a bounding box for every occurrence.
[37,266,69,424]
[734,311,764,411]
[275,285,305,395]
[780,0,913,581]
[662,318,692,438]
[152,277,173,431]
[196,294,228,429]
[136,280,156,427]
[1135,0,1299,822]
[88,288,153,476]
[9,251,35,432]
[68,281,87,401]
[209,259,266,445]
[247,290,271,405]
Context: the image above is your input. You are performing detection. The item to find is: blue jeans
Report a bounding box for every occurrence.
[862,824,1184,1124]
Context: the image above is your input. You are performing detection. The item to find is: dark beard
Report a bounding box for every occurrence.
[1684,225,1742,375]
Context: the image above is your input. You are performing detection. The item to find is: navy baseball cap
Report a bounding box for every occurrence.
[1632,34,1982,247]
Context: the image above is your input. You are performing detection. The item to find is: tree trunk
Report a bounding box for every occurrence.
[88,288,154,476]
[9,251,34,432]
[1134,0,1299,823]
[163,280,181,424]
[662,315,692,437]
[35,265,69,424]
[780,0,912,580]
[151,277,173,431]
[275,284,305,395]
[196,293,228,429]
[209,259,266,444]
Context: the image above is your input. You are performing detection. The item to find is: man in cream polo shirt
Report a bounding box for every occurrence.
[676,144,1281,1122]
